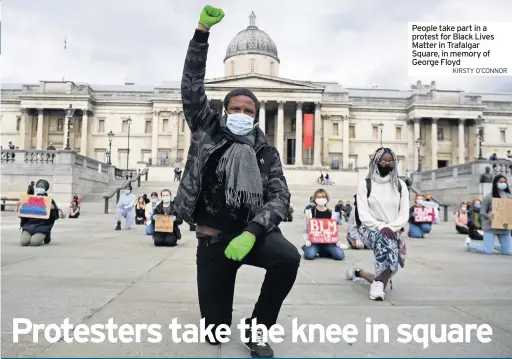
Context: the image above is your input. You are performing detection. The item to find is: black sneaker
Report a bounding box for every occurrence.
[115,221,121,231]
[243,319,274,358]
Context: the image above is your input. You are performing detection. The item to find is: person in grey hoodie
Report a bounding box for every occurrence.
[465,174,512,254]
[115,184,135,230]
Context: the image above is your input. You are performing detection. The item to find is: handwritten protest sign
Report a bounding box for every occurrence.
[155,215,174,233]
[308,218,339,243]
[414,207,435,222]
[491,198,512,230]
[17,194,52,219]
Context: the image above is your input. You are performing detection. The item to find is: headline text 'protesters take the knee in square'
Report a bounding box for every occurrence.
[172,5,300,358]
[346,147,409,301]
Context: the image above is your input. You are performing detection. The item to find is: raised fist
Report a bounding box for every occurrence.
[199,5,225,30]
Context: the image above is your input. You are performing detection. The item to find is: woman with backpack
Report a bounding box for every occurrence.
[345,147,409,301]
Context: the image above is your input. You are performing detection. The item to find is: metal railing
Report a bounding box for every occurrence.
[103,168,149,214]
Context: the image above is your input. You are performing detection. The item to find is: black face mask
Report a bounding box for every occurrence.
[377,164,393,177]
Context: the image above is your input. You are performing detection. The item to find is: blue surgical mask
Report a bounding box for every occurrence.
[35,188,45,195]
[497,182,508,190]
[474,203,481,209]
[162,195,171,203]
[226,113,254,136]
[151,198,158,204]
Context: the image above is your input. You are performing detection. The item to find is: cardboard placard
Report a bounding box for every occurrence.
[308,218,339,243]
[414,207,435,223]
[155,214,174,233]
[491,198,512,230]
[18,194,52,219]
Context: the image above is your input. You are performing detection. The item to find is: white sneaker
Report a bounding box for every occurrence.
[464,237,471,251]
[345,260,363,281]
[369,281,385,301]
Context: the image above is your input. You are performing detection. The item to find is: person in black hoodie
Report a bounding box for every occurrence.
[27,181,35,195]
[20,179,59,246]
[151,189,183,246]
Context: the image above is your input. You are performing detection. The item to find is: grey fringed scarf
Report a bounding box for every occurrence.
[216,127,264,210]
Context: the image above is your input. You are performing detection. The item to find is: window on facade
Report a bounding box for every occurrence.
[162,119,169,132]
[118,149,128,168]
[94,149,106,162]
[98,119,105,133]
[122,120,129,133]
[57,119,64,131]
[395,126,402,140]
[230,61,235,76]
[500,129,506,143]
[141,150,151,163]
[270,62,275,76]
[333,123,339,136]
[144,121,151,134]
[16,117,21,131]
[249,58,255,73]
[372,126,378,140]
[437,128,444,141]
[349,125,355,139]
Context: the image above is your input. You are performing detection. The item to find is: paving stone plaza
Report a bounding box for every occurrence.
[1,201,512,358]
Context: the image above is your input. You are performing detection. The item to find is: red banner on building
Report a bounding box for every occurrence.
[303,114,314,149]
[414,207,435,222]
[308,218,339,243]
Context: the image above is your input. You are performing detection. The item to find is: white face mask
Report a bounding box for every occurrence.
[151,198,158,204]
[162,195,171,203]
[226,113,255,136]
[124,189,131,195]
[315,198,328,206]
[460,207,467,212]
[35,187,45,195]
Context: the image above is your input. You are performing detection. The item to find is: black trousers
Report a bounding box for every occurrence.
[196,230,300,331]
[154,232,177,247]
[456,225,469,234]
[469,228,483,240]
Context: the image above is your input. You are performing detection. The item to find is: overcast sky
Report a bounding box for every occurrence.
[1,0,511,92]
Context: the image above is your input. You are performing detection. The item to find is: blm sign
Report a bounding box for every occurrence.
[308,218,339,243]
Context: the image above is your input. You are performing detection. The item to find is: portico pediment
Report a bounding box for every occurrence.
[204,74,324,92]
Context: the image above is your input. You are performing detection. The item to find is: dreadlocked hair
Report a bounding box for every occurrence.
[367,147,400,193]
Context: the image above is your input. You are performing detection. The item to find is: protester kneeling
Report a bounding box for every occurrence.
[151,189,182,247]
[454,202,469,234]
[20,179,60,246]
[145,192,160,235]
[303,189,345,260]
[135,196,146,225]
[346,210,368,249]
[408,195,434,238]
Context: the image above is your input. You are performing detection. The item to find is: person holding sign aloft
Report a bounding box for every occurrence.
[465,175,512,255]
[151,189,182,247]
[350,147,409,301]
[19,179,60,246]
[408,194,434,238]
[303,189,345,260]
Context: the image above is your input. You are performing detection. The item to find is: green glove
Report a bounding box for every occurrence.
[199,5,225,29]
[225,232,256,261]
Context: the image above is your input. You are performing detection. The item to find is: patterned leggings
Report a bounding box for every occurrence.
[359,227,406,278]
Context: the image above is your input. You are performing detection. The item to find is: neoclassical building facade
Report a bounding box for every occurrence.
[1,13,512,173]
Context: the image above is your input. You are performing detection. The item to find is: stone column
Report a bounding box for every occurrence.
[458,118,465,164]
[276,101,284,163]
[80,110,89,156]
[313,102,322,166]
[294,102,303,166]
[259,101,266,134]
[431,117,438,170]
[36,108,44,150]
[151,110,159,164]
[19,108,28,149]
[173,111,179,159]
[342,115,350,169]
[413,118,420,171]
[182,111,190,165]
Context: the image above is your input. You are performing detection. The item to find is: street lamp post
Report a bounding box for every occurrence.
[107,130,114,165]
[126,117,132,171]
[64,104,75,150]
[378,122,384,147]
[416,138,422,172]
[477,116,485,160]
